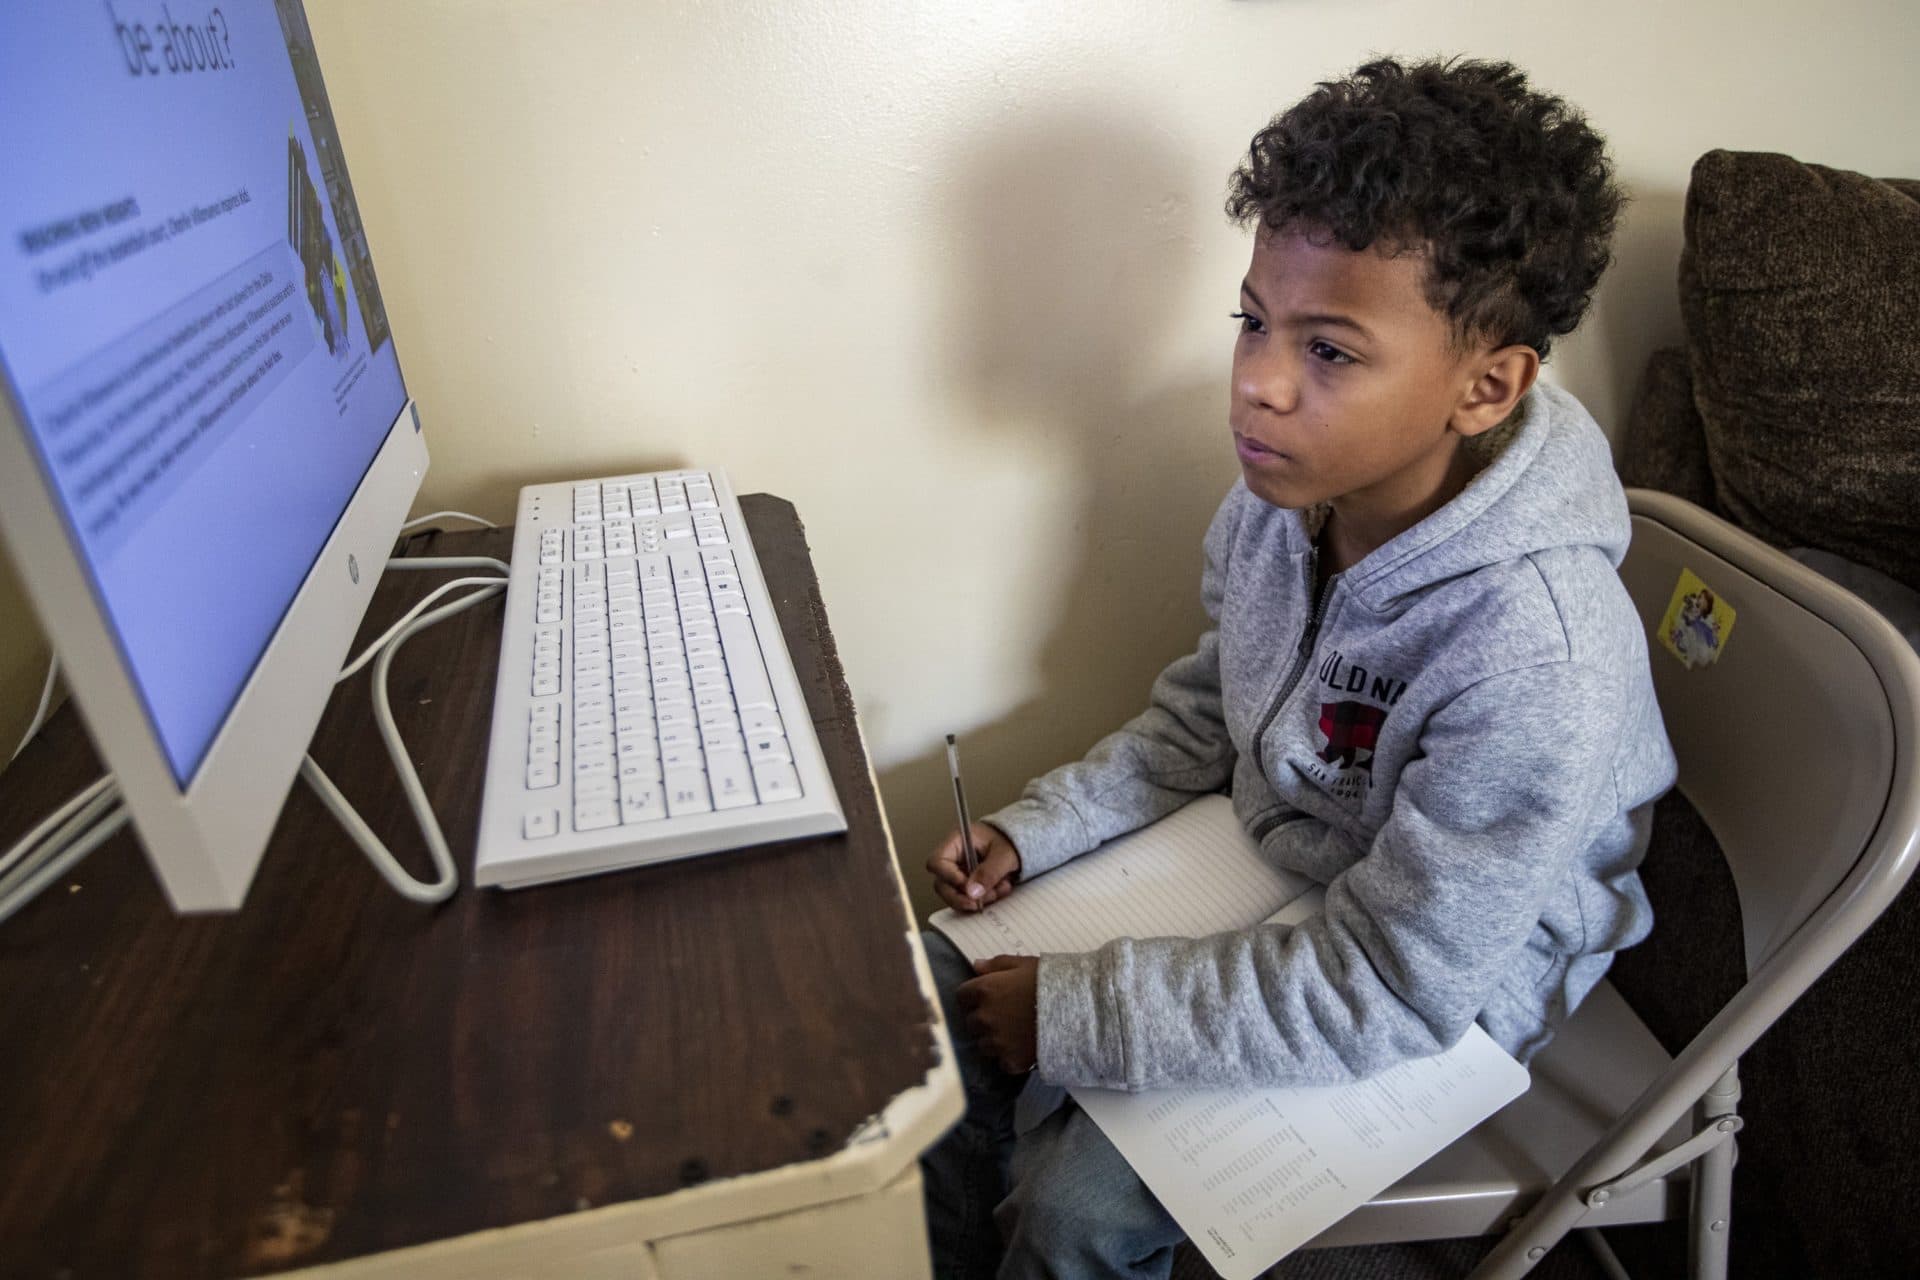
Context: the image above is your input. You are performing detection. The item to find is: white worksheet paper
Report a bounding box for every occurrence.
[1074,1027,1528,1279]
[929,795,1530,1280]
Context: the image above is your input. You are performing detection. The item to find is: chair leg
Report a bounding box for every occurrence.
[1689,1065,1741,1280]
[1579,1228,1632,1280]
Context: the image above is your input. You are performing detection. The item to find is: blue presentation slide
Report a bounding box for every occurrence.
[0,2,408,787]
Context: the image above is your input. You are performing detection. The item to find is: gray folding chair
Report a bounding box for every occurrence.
[1301,488,1920,1278]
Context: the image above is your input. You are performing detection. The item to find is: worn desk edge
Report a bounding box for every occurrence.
[283,730,964,1274]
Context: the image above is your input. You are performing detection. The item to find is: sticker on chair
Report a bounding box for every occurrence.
[1658,568,1737,669]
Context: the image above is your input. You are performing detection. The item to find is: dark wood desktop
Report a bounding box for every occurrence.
[0,496,953,1277]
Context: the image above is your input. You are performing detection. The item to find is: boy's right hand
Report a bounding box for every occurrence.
[927,822,1021,913]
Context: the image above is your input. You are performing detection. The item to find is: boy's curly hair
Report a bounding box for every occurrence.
[1226,56,1624,358]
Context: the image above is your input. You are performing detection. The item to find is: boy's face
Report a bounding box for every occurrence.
[1228,228,1516,530]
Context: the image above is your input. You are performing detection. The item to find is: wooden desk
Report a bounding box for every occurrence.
[0,497,961,1278]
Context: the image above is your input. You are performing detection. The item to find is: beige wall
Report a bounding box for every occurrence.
[5,1,1917,917]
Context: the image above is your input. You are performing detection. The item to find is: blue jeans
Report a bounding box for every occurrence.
[919,931,1185,1280]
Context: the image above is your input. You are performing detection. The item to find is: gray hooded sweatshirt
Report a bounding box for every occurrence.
[985,381,1679,1092]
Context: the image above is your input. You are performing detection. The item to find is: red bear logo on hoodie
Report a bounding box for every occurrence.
[1317,700,1388,772]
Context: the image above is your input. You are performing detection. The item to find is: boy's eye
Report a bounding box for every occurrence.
[1230,310,1264,335]
[1308,339,1354,365]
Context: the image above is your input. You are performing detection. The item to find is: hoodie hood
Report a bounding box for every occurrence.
[1286,380,1631,612]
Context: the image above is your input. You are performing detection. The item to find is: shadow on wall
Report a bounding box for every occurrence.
[876,111,1240,922]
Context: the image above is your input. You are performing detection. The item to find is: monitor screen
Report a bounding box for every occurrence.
[0,1,407,788]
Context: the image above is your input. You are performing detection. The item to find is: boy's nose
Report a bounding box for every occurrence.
[1235,348,1300,416]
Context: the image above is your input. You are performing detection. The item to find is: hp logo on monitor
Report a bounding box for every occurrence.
[348,554,361,585]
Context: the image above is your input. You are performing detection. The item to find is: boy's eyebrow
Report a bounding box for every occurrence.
[1239,280,1377,344]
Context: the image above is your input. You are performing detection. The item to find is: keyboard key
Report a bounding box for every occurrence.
[669,548,704,580]
[718,613,776,709]
[752,760,803,803]
[741,707,783,735]
[711,755,756,809]
[621,781,667,824]
[696,704,739,731]
[665,769,712,816]
[703,729,746,755]
[523,808,559,839]
[574,798,619,831]
[747,734,793,766]
[619,756,663,783]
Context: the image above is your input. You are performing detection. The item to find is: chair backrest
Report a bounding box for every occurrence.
[1619,489,1920,983]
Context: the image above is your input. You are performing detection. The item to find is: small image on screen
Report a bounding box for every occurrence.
[0,2,409,786]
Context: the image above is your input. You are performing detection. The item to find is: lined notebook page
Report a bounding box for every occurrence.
[929,795,1315,963]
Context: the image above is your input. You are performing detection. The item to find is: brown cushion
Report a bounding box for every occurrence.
[1679,150,1920,590]
[1620,345,1719,513]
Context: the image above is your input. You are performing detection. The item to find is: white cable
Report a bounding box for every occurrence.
[0,782,116,895]
[306,581,503,903]
[399,510,496,533]
[1,571,502,922]
[0,778,126,925]
[10,655,61,762]
[336,575,506,683]
[383,555,511,575]
[0,774,116,881]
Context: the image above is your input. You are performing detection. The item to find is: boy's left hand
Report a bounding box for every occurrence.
[957,955,1040,1074]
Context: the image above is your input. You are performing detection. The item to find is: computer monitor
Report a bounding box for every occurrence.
[0,1,426,911]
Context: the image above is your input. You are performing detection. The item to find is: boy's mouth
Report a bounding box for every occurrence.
[1234,432,1288,464]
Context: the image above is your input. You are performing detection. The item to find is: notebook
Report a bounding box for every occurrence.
[929,794,1530,1280]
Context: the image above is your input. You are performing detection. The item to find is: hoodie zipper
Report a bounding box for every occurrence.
[1251,543,1337,787]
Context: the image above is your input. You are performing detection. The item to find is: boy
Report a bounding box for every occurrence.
[920,56,1678,1280]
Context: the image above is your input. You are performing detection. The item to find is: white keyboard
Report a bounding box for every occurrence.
[474,468,845,888]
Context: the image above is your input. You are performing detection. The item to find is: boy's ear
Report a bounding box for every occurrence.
[1450,343,1541,438]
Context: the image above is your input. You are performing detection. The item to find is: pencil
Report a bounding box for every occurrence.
[945,733,978,881]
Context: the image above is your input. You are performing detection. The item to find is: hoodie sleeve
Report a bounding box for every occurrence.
[983,486,1246,880]
[1035,657,1624,1089]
